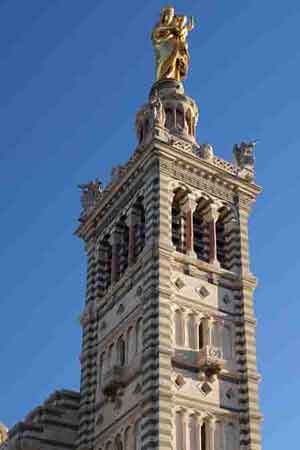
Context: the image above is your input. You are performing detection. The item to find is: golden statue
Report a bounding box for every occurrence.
[152,6,194,82]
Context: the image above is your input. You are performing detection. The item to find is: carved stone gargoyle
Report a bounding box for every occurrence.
[233,140,257,182]
[78,178,103,218]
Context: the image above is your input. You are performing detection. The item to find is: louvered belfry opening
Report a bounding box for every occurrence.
[193,198,210,263]
[98,236,112,295]
[171,188,186,253]
[118,217,129,276]
[133,197,145,260]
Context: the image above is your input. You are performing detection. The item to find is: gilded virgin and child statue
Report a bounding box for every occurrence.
[152,6,194,82]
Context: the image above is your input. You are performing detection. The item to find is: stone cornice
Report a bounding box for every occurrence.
[75,133,262,243]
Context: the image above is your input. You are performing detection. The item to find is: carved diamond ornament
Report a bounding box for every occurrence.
[174,374,186,389]
[174,278,185,290]
[197,286,209,299]
[199,382,212,396]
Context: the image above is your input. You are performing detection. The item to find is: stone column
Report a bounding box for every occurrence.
[203,204,220,267]
[182,410,189,450]
[209,418,216,450]
[182,310,188,347]
[182,195,197,258]
[202,317,212,347]
[196,415,204,450]
[111,226,121,284]
[127,206,138,266]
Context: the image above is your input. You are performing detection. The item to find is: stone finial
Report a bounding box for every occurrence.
[197,143,214,160]
[233,140,257,182]
[78,178,103,218]
[111,165,126,184]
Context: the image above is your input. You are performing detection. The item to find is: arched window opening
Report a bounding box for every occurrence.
[134,199,145,259]
[175,310,184,346]
[98,237,112,294]
[176,107,185,130]
[144,118,150,139]
[115,435,123,450]
[165,106,174,130]
[216,217,226,269]
[171,189,187,253]
[193,199,210,262]
[198,322,204,349]
[108,343,114,369]
[201,422,207,450]
[119,218,129,276]
[105,442,112,450]
[117,337,126,367]
[99,352,105,386]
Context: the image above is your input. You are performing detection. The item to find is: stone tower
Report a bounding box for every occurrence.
[1,9,262,450]
[75,65,262,450]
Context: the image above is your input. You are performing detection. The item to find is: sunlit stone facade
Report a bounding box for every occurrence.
[74,78,262,450]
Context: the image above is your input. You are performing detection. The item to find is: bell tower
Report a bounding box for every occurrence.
[75,7,262,450]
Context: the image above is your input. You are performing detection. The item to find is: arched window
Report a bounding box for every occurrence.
[216,215,226,269]
[119,218,129,276]
[115,435,123,450]
[133,199,145,259]
[175,310,184,346]
[108,343,114,369]
[198,322,204,349]
[105,442,112,450]
[176,107,185,130]
[171,189,187,253]
[98,237,112,294]
[117,337,126,367]
[201,422,207,450]
[165,106,174,129]
[193,199,210,262]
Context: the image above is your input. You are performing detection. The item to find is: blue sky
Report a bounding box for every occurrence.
[0,0,299,448]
